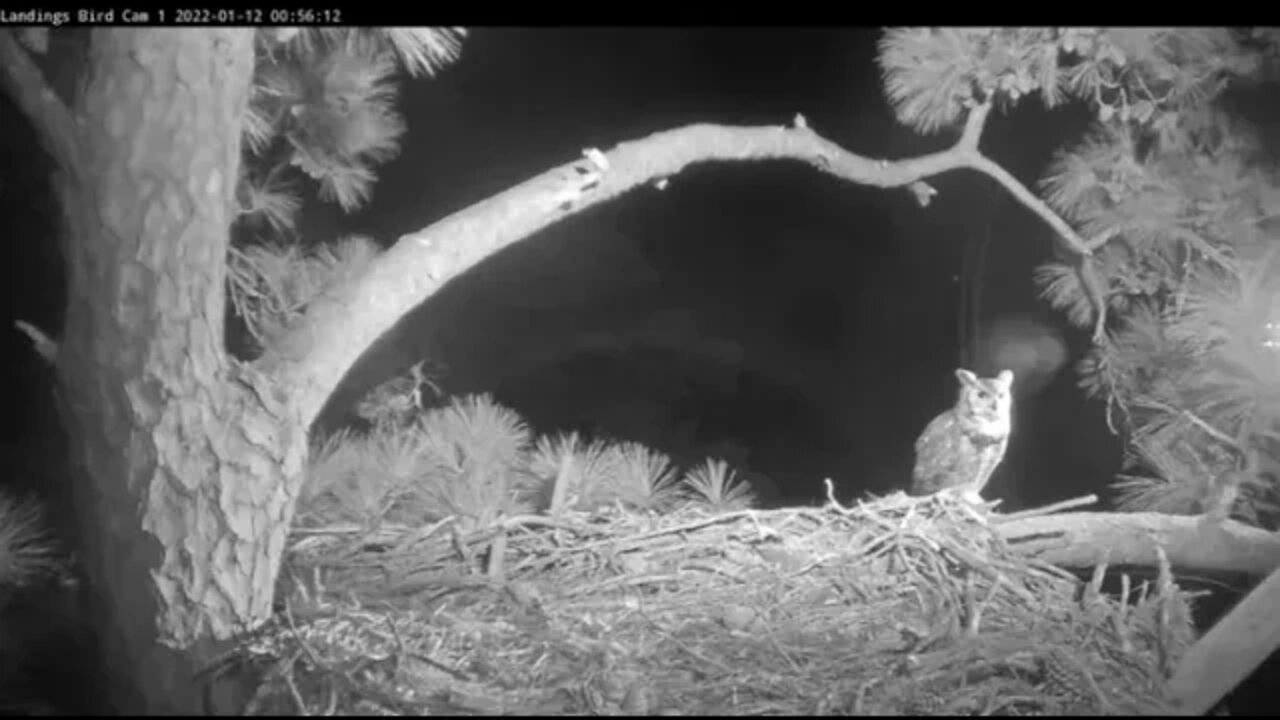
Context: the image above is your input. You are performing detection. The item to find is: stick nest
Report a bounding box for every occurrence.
[221,492,1196,715]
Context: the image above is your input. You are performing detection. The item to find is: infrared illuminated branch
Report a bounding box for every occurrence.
[950,117,1110,343]
[818,100,1112,342]
[263,104,1116,426]
[1,30,1117,422]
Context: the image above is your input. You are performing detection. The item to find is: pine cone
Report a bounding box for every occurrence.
[1038,651,1100,714]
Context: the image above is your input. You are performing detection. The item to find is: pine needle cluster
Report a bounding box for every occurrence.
[225,28,466,359]
[299,394,767,534]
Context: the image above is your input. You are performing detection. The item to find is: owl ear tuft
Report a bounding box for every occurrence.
[955,368,978,386]
[995,369,1014,389]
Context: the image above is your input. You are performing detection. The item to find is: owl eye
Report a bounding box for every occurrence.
[977,391,990,401]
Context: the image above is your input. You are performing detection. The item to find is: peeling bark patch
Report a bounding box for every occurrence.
[211,535,249,616]
[172,36,202,94]
[206,168,222,198]
[104,98,129,140]
[221,476,259,540]
[126,376,167,425]
[238,400,290,451]
[233,530,256,574]
[187,324,223,382]
[147,465,188,533]
[128,430,159,490]
[141,199,180,267]
[115,262,154,339]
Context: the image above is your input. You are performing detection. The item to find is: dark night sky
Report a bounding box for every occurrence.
[4,28,1121,510]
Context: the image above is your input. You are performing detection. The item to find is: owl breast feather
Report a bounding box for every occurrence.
[910,410,1001,495]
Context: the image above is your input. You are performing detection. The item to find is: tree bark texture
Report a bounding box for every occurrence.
[50,29,307,713]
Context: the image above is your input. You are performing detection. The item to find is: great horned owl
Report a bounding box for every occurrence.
[910,368,1014,504]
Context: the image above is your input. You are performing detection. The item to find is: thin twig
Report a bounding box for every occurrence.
[283,651,311,716]
[13,320,57,364]
[1153,541,1177,677]
[1137,400,1245,455]
[824,478,851,513]
[1085,552,1111,611]
[993,495,1099,524]
[549,451,574,521]
[388,516,457,554]
[961,152,1110,340]
[487,526,507,582]
[962,573,980,637]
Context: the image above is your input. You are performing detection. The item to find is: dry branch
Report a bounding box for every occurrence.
[262,106,1108,427]
[0,29,1109,427]
[997,511,1280,578]
[994,494,1099,522]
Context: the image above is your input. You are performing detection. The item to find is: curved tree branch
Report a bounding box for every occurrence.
[961,151,1109,341]
[0,29,82,172]
[263,107,1109,428]
[261,121,981,424]
[962,153,1091,256]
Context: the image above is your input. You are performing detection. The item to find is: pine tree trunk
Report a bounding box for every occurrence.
[51,29,307,713]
